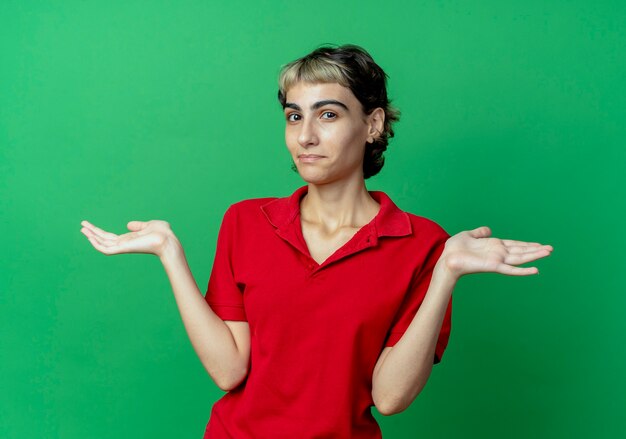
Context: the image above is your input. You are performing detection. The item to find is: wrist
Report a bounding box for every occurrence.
[159,232,183,263]
[434,253,461,284]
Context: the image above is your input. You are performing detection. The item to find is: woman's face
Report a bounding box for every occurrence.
[283,81,381,186]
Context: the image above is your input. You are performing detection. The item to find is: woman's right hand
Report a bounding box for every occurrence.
[80,219,177,258]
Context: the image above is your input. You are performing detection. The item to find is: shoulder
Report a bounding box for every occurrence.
[375,189,450,256]
[405,212,451,244]
[220,195,282,226]
[224,197,277,219]
[400,213,450,268]
[228,196,278,213]
[406,212,450,254]
[374,189,449,244]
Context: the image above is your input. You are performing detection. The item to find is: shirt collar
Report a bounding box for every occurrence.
[260,185,412,238]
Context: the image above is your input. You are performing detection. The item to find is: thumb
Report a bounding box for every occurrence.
[127,221,147,231]
[468,226,491,239]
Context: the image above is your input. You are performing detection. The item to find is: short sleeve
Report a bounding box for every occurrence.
[384,231,452,364]
[204,205,247,321]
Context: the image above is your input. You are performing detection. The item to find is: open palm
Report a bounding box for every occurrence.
[80,219,173,257]
[442,226,553,279]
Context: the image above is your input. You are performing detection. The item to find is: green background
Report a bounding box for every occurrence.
[1,1,624,437]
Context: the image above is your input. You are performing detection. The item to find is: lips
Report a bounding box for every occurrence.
[298,154,325,162]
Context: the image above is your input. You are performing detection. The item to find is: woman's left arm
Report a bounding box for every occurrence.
[371,226,553,416]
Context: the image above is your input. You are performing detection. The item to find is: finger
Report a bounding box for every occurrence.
[496,262,539,276]
[504,248,552,265]
[504,245,534,255]
[505,244,553,255]
[468,226,491,239]
[501,239,542,246]
[81,227,123,253]
[82,230,118,255]
[80,220,118,240]
[502,239,553,253]
[81,226,103,244]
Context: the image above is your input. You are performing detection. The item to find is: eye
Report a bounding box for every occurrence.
[286,113,301,122]
[321,111,337,119]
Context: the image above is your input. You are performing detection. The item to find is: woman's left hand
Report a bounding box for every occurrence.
[439,226,553,280]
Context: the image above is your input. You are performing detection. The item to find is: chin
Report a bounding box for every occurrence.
[301,173,355,188]
[298,166,366,186]
[299,175,330,186]
[297,169,334,186]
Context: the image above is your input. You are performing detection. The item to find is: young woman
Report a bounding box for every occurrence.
[80,44,553,438]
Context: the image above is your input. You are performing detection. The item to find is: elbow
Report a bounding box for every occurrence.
[374,395,409,416]
[373,383,427,416]
[214,365,249,392]
[373,388,415,416]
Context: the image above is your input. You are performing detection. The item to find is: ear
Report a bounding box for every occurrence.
[366,108,385,144]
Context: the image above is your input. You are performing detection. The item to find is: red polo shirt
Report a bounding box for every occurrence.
[203,185,452,439]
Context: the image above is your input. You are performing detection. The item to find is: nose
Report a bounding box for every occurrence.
[297,117,318,148]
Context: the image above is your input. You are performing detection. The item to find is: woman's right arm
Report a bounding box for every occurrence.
[80,220,250,391]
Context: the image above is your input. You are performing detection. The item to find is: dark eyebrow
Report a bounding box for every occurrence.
[283,103,302,111]
[283,100,350,112]
[312,99,349,111]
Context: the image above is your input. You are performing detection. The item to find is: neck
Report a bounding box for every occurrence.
[300,179,380,230]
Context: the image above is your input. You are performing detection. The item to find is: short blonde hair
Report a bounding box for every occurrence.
[277,44,400,179]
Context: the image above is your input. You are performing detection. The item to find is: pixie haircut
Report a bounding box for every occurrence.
[277,44,400,179]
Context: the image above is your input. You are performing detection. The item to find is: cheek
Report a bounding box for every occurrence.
[333,126,367,153]
[284,129,296,150]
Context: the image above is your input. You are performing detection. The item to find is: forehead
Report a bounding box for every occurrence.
[285,82,358,106]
